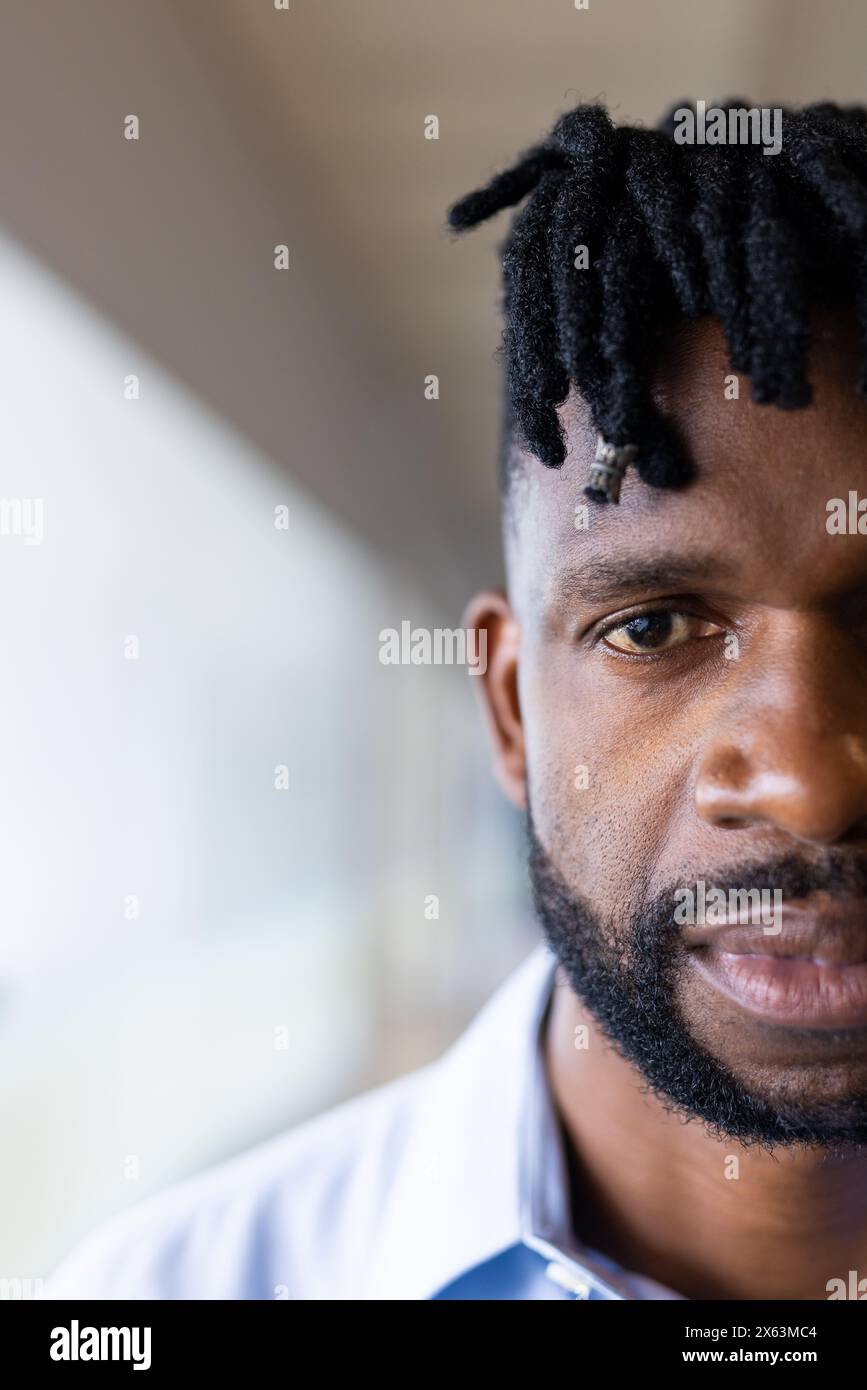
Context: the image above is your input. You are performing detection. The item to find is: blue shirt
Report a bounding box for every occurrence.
[47,944,683,1300]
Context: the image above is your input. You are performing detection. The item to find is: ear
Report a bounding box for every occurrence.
[462,588,526,810]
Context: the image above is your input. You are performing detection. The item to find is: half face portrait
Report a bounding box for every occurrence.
[19,4,867,1337]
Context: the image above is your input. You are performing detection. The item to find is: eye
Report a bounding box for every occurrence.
[601,609,723,655]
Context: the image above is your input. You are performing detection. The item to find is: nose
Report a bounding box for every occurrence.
[695,626,867,846]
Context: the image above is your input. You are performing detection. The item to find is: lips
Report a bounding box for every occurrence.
[685,899,867,1029]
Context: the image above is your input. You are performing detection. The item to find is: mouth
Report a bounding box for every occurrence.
[684,897,867,1030]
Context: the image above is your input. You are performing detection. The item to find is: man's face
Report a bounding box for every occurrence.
[475,313,867,1142]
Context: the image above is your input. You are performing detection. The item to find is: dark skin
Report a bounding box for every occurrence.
[467,313,867,1300]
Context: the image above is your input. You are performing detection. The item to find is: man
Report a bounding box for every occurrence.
[49,100,867,1300]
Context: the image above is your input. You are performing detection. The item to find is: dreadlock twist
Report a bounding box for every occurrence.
[447,100,867,502]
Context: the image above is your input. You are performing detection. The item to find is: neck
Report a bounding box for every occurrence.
[545,967,867,1300]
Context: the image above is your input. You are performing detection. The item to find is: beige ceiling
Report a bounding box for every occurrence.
[3,0,867,603]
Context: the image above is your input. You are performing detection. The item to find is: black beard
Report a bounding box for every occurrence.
[527,814,867,1149]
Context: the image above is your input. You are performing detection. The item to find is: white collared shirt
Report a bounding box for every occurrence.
[47,944,683,1300]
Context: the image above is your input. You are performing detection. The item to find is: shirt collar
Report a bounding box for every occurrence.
[365,944,549,1298]
[517,955,630,1299]
[517,955,684,1299]
[365,941,680,1300]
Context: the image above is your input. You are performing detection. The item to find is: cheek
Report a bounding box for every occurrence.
[520,642,695,895]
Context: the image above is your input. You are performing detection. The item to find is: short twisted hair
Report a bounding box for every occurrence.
[447,100,867,502]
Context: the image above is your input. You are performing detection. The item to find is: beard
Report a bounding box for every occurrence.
[527,812,867,1148]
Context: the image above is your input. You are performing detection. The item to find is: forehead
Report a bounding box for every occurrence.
[508,314,867,611]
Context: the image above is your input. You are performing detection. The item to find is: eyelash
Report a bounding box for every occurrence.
[592,603,724,660]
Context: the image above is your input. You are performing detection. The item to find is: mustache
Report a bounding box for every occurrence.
[526,827,867,958]
[526,813,867,1148]
[660,851,867,907]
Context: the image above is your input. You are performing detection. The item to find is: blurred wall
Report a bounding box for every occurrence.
[0,230,528,1276]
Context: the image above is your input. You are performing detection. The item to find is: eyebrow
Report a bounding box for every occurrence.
[546,551,735,610]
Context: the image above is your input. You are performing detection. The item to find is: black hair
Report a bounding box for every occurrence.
[447,100,867,502]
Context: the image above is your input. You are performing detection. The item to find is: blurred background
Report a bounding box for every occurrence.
[2,0,866,1283]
